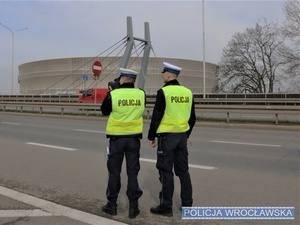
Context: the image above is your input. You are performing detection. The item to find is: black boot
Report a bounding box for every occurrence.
[150,205,173,217]
[101,202,117,215]
[129,200,140,219]
[129,207,140,219]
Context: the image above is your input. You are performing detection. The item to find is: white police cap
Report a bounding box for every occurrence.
[161,62,182,75]
[119,68,138,79]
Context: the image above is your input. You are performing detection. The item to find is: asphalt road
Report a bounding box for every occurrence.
[0,113,299,225]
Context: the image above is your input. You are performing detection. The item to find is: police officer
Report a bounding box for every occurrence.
[148,62,196,217]
[101,68,145,219]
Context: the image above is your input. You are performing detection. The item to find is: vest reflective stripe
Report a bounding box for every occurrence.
[106,88,145,135]
[157,85,192,133]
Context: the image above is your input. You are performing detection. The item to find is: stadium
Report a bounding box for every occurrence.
[18,56,217,95]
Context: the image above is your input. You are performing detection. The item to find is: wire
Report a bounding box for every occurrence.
[62,38,128,93]
[38,37,127,95]
[39,33,154,95]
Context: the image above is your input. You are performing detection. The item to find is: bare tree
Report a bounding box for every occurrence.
[283,0,300,38]
[218,21,286,93]
[279,0,300,92]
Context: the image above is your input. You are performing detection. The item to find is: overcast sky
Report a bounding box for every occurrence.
[0,0,286,94]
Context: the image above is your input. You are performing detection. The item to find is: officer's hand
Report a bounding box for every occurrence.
[149,140,157,148]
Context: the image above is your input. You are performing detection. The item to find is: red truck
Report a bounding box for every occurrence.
[77,88,108,103]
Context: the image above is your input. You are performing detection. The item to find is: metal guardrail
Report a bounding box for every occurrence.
[146,104,300,124]
[1,93,299,105]
[194,98,300,106]
[0,95,79,103]
[0,102,299,125]
[0,102,98,117]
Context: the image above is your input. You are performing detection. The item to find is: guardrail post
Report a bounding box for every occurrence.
[275,114,278,125]
[227,112,230,123]
[61,108,64,115]
[147,110,150,120]
[3,106,6,112]
[86,110,89,117]
[21,106,23,113]
[40,107,43,114]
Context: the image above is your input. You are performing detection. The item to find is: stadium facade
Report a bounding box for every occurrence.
[18,56,217,95]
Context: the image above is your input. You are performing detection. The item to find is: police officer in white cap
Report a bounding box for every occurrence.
[148,62,196,216]
[101,68,146,219]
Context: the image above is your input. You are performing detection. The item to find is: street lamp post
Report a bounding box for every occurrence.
[202,0,206,99]
[0,23,29,95]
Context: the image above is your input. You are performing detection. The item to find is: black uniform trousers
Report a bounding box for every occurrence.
[106,137,143,208]
[156,133,193,209]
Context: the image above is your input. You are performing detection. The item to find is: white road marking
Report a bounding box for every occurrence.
[139,158,157,164]
[210,140,281,148]
[140,158,217,170]
[0,209,52,217]
[74,129,105,134]
[0,185,127,225]
[188,163,217,170]
[1,122,20,125]
[26,142,77,151]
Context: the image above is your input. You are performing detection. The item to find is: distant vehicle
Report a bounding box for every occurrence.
[77,88,108,103]
[78,90,86,95]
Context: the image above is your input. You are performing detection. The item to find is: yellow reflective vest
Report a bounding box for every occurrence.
[157,85,192,133]
[106,88,145,135]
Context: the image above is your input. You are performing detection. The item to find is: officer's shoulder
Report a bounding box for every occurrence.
[157,88,164,93]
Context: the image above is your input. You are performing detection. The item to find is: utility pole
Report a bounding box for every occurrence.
[0,23,29,94]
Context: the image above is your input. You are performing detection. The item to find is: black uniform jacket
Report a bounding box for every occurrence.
[101,82,146,139]
[147,79,196,141]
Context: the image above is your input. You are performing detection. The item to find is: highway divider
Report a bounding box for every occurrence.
[0,102,299,125]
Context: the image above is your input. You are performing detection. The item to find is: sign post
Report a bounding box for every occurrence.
[82,74,88,90]
[92,61,102,103]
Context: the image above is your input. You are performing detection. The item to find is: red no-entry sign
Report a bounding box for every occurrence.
[92,61,102,76]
